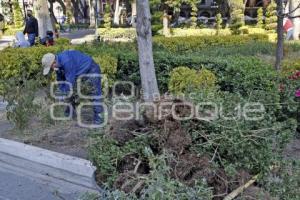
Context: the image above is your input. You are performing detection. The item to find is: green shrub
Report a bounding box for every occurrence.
[3,25,24,36]
[215,13,223,35]
[12,0,23,28]
[55,37,71,45]
[239,26,249,34]
[140,148,213,200]
[104,5,111,30]
[189,1,198,28]
[153,34,269,52]
[261,159,300,199]
[189,90,296,174]
[282,58,300,74]
[97,28,136,41]
[170,28,231,37]
[0,45,67,81]
[265,1,277,31]
[168,67,216,94]
[1,77,41,130]
[93,54,118,89]
[257,7,264,28]
[229,0,245,34]
[89,134,153,186]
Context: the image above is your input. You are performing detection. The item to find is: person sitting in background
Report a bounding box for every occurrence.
[14,31,30,48]
[40,30,54,46]
[23,10,39,46]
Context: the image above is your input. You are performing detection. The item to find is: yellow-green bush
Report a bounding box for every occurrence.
[282,59,300,76]
[168,67,216,94]
[55,37,71,45]
[93,54,118,89]
[0,45,67,81]
[169,28,231,37]
[97,28,136,41]
[154,34,269,52]
[3,26,24,36]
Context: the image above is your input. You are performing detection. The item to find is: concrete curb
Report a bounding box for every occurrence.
[0,138,100,192]
[0,138,95,176]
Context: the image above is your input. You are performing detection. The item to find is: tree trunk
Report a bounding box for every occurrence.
[275,0,284,71]
[71,0,80,24]
[35,0,54,39]
[163,9,170,36]
[131,0,136,27]
[56,0,66,15]
[113,0,120,25]
[136,0,160,102]
[289,0,300,40]
[89,0,95,27]
[48,0,58,25]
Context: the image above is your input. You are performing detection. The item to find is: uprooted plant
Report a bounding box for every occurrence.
[0,75,42,131]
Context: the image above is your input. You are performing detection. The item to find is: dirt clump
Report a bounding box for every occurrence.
[107,119,147,144]
[156,119,192,154]
[104,99,262,198]
[117,153,150,174]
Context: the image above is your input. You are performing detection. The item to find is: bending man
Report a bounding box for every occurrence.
[42,50,103,125]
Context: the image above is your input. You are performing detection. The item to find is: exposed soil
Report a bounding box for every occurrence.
[0,116,92,158]
[1,94,299,198]
[0,94,99,159]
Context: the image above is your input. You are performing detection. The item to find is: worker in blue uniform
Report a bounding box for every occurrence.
[42,50,103,125]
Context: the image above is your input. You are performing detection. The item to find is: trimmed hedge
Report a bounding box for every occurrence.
[153,34,269,52]
[0,34,281,93]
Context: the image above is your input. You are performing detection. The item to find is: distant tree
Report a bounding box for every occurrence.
[190,0,198,28]
[104,4,111,29]
[13,0,23,28]
[65,0,73,24]
[216,13,223,35]
[265,1,277,31]
[257,7,264,28]
[89,0,95,27]
[113,0,120,25]
[1,0,14,24]
[229,0,245,34]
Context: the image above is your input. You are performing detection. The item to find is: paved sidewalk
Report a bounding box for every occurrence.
[0,170,77,200]
[60,29,96,44]
[0,133,100,200]
[0,36,14,50]
[0,29,96,50]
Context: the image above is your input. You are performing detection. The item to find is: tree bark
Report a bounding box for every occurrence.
[35,0,54,39]
[113,0,120,25]
[56,0,66,15]
[48,0,58,25]
[289,0,300,40]
[71,0,80,24]
[163,9,170,36]
[89,0,95,27]
[131,0,137,27]
[275,0,284,71]
[136,0,160,102]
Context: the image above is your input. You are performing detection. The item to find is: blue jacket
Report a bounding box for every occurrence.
[56,50,95,93]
